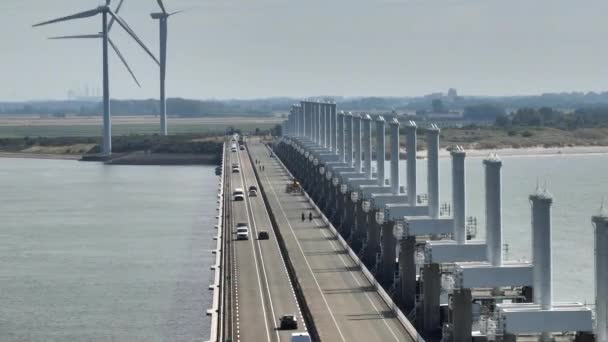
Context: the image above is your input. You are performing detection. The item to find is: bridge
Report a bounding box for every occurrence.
[206,100,607,342]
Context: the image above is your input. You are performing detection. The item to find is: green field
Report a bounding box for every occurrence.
[0,122,276,138]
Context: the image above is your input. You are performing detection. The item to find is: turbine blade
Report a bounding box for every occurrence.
[157,0,167,14]
[108,38,141,88]
[169,10,185,16]
[109,10,160,66]
[48,34,102,40]
[108,0,126,32]
[33,8,101,27]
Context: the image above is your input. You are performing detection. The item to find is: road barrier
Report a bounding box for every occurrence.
[206,143,226,342]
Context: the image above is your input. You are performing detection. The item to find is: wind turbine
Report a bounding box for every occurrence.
[151,0,186,136]
[33,0,160,156]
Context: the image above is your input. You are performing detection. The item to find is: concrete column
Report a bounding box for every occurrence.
[423,263,441,336]
[531,191,553,342]
[363,114,372,178]
[299,104,304,137]
[405,122,417,206]
[315,102,323,146]
[337,111,345,162]
[452,289,472,342]
[452,148,466,244]
[354,114,362,173]
[352,200,366,252]
[593,214,608,342]
[301,101,308,138]
[343,194,354,238]
[364,212,380,267]
[313,102,318,144]
[307,101,313,141]
[484,156,503,266]
[295,105,300,136]
[320,103,326,147]
[390,119,400,195]
[399,235,417,313]
[326,103,331,150]
[531,192,553,310]
[427,126,440,218]
[380,222,396,287]
[345,113,353,167]
[331,103,337,153]
[376,116,386,186]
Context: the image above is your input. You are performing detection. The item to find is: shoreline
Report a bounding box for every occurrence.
[0,152,82,160]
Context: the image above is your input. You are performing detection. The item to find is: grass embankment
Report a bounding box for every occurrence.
[0,134,224,164]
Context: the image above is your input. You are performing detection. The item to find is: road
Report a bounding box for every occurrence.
[227,143,305,342]
[248,139,416,342]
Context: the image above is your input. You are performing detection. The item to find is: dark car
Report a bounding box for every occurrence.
[278,314,298,330]
[258,231,270,240]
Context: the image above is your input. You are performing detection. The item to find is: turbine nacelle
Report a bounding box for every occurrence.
[150,12,167,19]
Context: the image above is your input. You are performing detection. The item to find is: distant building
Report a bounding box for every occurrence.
[447,88,458,98]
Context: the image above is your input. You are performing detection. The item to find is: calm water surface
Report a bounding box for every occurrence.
[0,158,217,341]
[1,153,607,341]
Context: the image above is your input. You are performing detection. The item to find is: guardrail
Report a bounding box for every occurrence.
[206,142,226,342]
[267,142,425,342]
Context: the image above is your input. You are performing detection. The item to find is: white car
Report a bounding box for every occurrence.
[236,224,249,240]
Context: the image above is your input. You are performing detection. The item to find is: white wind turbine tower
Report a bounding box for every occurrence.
[151,0,186,136]
[33,0,160,156]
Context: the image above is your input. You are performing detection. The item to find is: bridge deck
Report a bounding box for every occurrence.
[249,139,416,342]
[226,143,304,342]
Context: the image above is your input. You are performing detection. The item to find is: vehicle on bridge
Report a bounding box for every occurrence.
[248,185,258,196]
[236,223,249,240]
[257,230,269,240]
[233,188,245,201]
[278,314,298,330]
[291,332,311,342]
[285,179,301,194]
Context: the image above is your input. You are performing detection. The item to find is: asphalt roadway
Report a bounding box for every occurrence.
[227,143,305,342]
[248,139,416,342]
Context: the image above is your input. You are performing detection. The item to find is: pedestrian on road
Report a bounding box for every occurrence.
[309,212,313,221]
[301,212,305,221]
[262,165,265,171]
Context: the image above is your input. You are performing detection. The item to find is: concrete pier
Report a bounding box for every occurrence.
[593,213,608,342]
[405,122,417,206]
[380,222,397,287]
[399,235,417,313]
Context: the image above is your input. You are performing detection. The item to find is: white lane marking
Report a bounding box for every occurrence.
[237,150,279,342]
[252,146,347,342]
[246,149,307,331]
[262,143,404,342]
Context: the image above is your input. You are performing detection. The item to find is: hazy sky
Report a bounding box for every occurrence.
[1,0,607,101]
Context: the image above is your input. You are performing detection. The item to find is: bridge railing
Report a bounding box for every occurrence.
[268,142,425,342]
[206,142,226,342]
